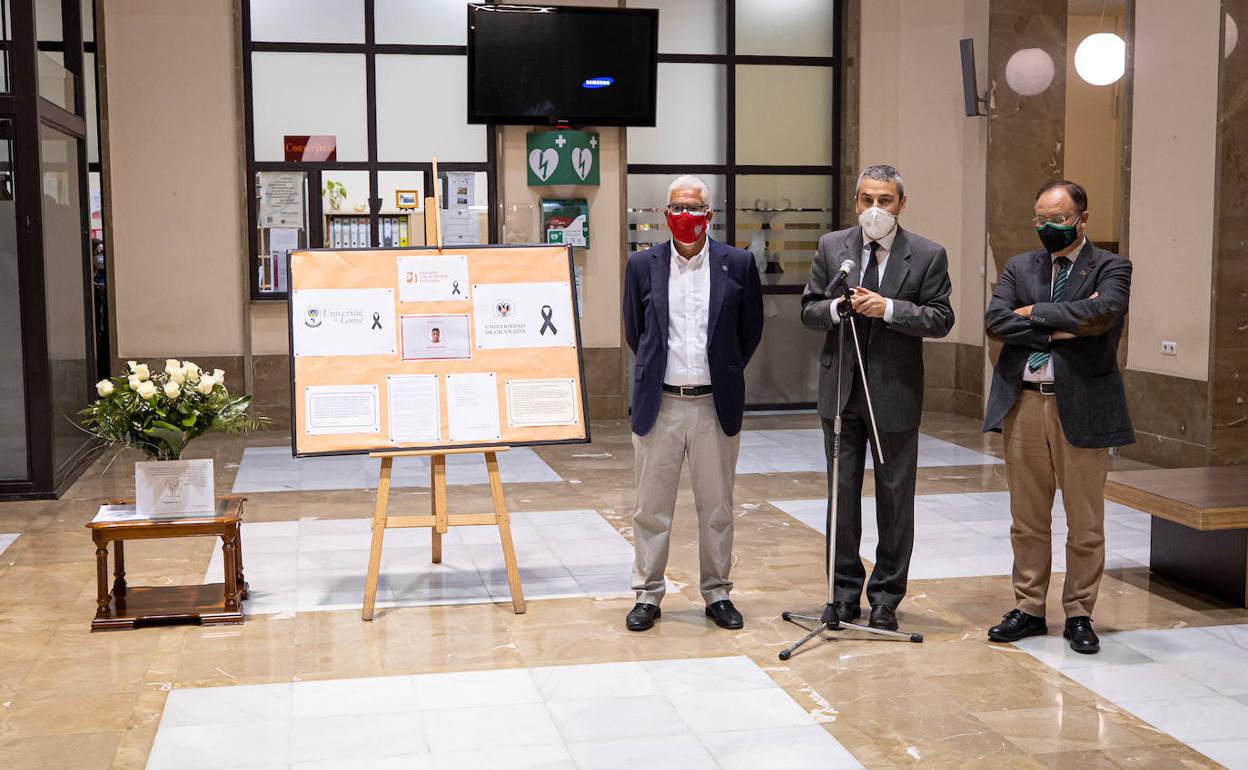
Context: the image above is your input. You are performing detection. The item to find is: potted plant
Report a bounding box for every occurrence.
[81,360,266,512]
[323,180,347,212]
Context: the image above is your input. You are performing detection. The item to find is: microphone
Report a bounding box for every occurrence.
[824,259,856,298]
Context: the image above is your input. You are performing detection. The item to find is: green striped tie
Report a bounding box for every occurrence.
[1026,256,1072,373]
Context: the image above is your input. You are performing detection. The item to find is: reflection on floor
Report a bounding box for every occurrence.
[204,511,638,615]
[147,656,861,770]
[0,533,16,557]
[1015,624,1248,768]
[737,430,1001,474]
[231,445,564,493]
[770,491,1152,578]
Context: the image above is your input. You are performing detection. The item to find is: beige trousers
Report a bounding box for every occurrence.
[631,393,741,606]
[1003,391,1109,618]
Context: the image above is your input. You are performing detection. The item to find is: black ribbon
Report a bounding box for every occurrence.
[539,305,557,336]
[372,312,382,330]
[452,281,461,295]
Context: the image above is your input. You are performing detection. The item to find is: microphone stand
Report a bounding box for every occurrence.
[779,282,923,659]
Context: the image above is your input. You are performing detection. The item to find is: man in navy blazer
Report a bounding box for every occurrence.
[621,175,764,632]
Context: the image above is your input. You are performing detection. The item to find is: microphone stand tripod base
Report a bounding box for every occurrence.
[777,290,923,661]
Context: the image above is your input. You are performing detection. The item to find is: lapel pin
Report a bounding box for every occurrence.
[722,264,728,271]
[1079,270,1088,276]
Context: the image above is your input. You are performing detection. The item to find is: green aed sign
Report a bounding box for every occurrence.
[526,130,600,187]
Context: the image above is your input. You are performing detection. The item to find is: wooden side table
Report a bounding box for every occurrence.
[86,495,250,631]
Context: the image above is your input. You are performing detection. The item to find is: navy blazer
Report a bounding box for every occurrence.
[622,238,764,437]
[983,240,1135,448]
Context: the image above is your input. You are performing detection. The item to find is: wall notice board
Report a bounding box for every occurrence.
[287,245,589,456]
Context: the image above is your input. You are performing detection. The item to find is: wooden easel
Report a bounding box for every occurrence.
[361,447,526,619]
[361,159,525,620]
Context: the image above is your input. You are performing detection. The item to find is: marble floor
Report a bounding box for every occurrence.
[0,532,16,557]
[770,491,1152,579]
[202,510,639,616]
[1015,625,1248,768]
[147,656,861,769]
[0,410,1242,769]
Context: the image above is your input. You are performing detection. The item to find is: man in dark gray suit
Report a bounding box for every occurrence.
[983,180,1133,655]
[800,164,954,631]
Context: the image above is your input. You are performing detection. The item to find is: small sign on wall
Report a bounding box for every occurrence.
[542,198,589,248]
[284,135,337,162]
[526,130,600,186]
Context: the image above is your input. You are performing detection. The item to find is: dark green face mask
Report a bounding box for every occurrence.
[1037,222,1078,253]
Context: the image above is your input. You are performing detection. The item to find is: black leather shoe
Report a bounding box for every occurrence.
[1064,616,1100,654]
[822,601,861,625]
[626,603,660,632]
[705,600,744,630]
[987,609,1048,642]
[868,605,898,631]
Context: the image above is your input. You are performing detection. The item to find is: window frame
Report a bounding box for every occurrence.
[241,0,499,302]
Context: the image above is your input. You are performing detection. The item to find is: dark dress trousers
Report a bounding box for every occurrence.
[983,241,1135,449]
[800,225,954,609]
[623,238,765,437]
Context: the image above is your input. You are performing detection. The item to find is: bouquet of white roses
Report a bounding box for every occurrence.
[80,359,266,460]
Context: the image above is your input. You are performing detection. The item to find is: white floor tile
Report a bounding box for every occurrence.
[1061,662,1216,703]
[429,744,574,770]
[1189,739,1248,768]
[0,533,18,557]
[1119,695,1248,744]
[548,695,688,743]
[567,734,718,770]
[292,675,419,718]
[289,712,426,763]
[414,668,542,710]
[1113,627,1245,662]
[667,688,814,734]
[1171,657,1248,695]
[642,656,778,695]
[423,703,563,753]
[147,720,290,769]
[530,661,660,703]
[700,724,863,770]
[1011,635,1153,669]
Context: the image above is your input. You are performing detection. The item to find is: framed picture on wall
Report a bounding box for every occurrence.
[396,190,419,210]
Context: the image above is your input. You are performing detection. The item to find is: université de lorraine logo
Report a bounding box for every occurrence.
[304,307,322,328]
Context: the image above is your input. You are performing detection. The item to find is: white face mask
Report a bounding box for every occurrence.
[858,206,897,241]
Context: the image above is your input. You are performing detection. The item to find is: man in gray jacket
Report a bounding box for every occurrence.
[983,180,1133,655]
[800,164,954,630]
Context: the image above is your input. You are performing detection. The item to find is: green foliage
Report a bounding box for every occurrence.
[80,360,268,460]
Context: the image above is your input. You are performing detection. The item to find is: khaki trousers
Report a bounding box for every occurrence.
[1003,390,1109,618]
[631,393,741,606]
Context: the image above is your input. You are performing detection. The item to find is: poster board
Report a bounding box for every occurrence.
[288,244,589,456]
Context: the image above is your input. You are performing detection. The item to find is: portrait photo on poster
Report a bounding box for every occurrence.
[472,281,575,350]
[400,314,471,361]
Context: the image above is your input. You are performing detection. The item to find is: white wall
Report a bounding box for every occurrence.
[858,0,990,347]
[1125,0,1220,379]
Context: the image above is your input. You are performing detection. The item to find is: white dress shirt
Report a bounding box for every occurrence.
[1023,237,1086,383]
[830,228,897,325]
[664,239,712,386]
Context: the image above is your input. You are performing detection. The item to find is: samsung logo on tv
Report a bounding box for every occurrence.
[582,76,614,89]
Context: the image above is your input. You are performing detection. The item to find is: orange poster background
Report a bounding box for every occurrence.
[289,245,588,455]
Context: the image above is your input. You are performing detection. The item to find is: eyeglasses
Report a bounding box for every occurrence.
[667,204,709,216]
[1032,212,1078,227]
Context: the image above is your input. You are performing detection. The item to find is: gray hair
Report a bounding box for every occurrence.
[667,175,711,206]
[856,164,905,198]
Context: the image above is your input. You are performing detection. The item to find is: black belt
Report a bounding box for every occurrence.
[662,384,712,397]
[1022,381,1056,395]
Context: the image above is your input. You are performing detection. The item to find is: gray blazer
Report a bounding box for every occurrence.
[983,241,1134,448]
[800,226,955,433]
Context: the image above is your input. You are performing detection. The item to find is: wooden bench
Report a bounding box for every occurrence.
[1105,467,1248,606]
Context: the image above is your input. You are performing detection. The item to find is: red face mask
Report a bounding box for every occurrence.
[665,209,708,245]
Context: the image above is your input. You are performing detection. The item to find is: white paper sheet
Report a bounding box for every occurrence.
[446,372,501,442]
[291,288,397,357]
[135,459,215,516]
[505,378,579,427]
[472,282,576,350]
[387,374,441,443]
[305,384,381,435]
[397,254,470,303]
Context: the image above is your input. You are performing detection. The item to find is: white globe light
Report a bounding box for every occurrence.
[1074,32,1126,86]
[1005,48,1055,96]
[1227,13,1239,59]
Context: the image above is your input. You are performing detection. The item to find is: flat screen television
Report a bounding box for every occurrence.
[467,4,659,126]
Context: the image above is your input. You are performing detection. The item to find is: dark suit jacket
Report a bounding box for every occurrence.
[622,238,764,437]
[800,226,955,433]
[983,240,1135,448]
